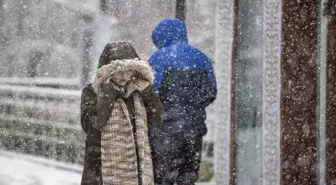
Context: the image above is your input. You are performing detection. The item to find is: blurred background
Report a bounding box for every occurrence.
[0,0,218,184]
[1,0,335,185]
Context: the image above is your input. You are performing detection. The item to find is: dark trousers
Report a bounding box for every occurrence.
[151,133,202,185]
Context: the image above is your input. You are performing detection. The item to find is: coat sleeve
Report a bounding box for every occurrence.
[189,71,217,108]
[141,86,164,129]
[80,84,117,134]
[80,85,98,134]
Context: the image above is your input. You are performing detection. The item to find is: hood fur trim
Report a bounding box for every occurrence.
[93,58,154,93]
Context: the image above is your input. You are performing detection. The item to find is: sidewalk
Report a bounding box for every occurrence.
[0,150,82,185]
[0,150,214,185]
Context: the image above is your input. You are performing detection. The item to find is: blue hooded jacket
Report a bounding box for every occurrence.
[150,19,216,90]
[149,19,217,137]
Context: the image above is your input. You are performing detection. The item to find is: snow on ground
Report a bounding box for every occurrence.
[0,150,82,185]
[0,150,214,185]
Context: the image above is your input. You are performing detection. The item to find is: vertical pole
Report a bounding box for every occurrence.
[101,0,109,14]
[235,0,263,183]
[81,15,94,87]
[214,0,237,184]
[175,0,186,21]
[281,0,318,184]
[17,0,24,40]
[0,0,5,49]
[27,51,43,78]
[262,0,282,185]
[326,1,336,185]
[317,1,328,184]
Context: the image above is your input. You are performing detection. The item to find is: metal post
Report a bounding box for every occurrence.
[81,15,94,87]
[262,0,282,184]
[175,0,186,21]
[317,0,329,184]
[0,0,4,48]
[101,0,109,14]
[214,0,237,184]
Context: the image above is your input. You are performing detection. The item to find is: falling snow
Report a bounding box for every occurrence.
[1,0,336,185]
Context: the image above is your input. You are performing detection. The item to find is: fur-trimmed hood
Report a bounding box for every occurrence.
[93,58,154,93]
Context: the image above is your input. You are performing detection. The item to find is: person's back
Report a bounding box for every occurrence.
[149,19,217,137]
[149,18,217,185]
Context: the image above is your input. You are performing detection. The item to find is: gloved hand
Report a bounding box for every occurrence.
[93,83,121,130]
[100,83,123,98]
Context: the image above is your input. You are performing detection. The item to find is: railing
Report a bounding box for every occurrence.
[0,79,85,164]
[0,77,81,89]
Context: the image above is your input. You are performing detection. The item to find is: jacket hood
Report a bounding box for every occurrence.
[93,58,154,93]
[97,42,140,69]
[151,18,188,49]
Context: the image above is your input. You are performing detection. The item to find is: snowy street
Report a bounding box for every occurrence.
[0,150,213,185]
[0,150,82,185]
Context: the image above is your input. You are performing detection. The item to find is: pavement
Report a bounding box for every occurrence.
[0,150,215,185]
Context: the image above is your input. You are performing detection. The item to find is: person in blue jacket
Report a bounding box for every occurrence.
[149,18,217,185]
